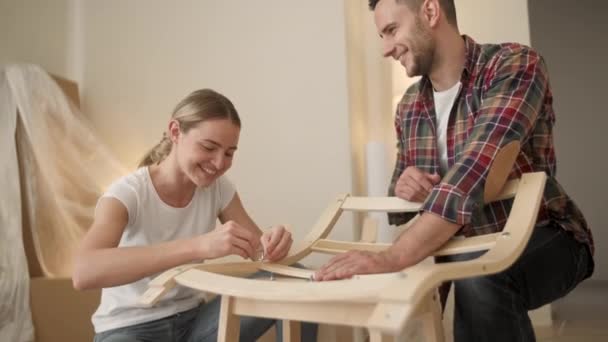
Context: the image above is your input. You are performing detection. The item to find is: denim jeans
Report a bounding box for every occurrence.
[437,224,593,342]
[94,270,318,342]
[94,299,318,342]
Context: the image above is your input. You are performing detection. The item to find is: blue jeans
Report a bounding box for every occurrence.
[437,224,593,342]
[94,298,318,342]
[94,269,318,342]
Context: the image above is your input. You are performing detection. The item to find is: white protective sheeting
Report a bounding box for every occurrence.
[0,64,127,341]
[0,64,33,342]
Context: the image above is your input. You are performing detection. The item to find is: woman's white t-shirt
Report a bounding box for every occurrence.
[91,167,236,333]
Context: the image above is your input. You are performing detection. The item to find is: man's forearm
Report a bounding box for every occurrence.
[385,212,462,269]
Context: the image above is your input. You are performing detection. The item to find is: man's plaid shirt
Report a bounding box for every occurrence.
[388,36,594,255]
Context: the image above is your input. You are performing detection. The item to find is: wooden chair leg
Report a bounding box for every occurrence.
[282,320,301,342]
[420,291,445,342]
[368,330,394,342]
[218,296,240,342]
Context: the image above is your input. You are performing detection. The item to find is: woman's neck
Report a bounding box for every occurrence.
[149,154,196,208]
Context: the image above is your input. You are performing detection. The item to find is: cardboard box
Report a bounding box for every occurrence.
[30,278,99,342]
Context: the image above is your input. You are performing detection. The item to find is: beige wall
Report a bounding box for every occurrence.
[529,0,608,281]
[344,0,395,242]
[1,1,355,266]
[5,0,599,280]
[79,0,354,265]
[456,0,530,44]
[0,0,73,77]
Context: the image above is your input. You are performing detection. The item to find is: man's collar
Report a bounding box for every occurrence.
[461,35,479,80]
[419,35,478,95]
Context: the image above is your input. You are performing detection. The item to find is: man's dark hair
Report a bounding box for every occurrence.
[368,0,458,26]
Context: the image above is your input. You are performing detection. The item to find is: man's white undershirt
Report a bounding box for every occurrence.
[433,81,461,174]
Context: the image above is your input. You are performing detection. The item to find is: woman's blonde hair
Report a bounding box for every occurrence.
[138,89,240,168]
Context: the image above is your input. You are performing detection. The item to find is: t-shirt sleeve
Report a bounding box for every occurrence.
[217,176,236,212]
[95,178,139,226]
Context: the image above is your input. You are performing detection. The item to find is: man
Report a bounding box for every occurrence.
[314,0,594,340]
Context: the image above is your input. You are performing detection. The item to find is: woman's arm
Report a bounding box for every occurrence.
[72,197,201,290]
[218,192,263,238]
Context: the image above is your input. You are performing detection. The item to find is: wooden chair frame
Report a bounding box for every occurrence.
[138,143,547,341]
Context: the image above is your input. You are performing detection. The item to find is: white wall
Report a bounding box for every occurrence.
[529,0,608,281]
[79,0,354,264]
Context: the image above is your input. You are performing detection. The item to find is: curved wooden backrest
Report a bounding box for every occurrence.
[367,171,546,333]
[166,172,544,305]
[136,169,544,337]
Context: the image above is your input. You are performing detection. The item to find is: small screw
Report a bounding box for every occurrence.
[255,248,266,261]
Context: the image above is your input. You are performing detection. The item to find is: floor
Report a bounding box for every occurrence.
[536,279,608,342]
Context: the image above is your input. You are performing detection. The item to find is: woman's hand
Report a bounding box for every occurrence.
[197,220,259,260]
[259,225,292,262]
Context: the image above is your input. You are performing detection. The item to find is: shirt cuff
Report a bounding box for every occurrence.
[388,212,417,226]
[422,183,478,225]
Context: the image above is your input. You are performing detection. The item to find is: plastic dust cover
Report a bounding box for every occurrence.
[0,64,127,341]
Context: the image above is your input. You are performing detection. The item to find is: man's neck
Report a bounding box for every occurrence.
[429,30,466,92]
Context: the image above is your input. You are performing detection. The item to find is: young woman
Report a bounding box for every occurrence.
[73,89,312,341]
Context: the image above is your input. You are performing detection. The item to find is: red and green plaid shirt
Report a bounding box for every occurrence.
[388,36,594,255]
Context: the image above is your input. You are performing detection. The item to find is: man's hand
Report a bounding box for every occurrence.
[313,250,401,281]
[259,225,292,262]
[395,166,441,202]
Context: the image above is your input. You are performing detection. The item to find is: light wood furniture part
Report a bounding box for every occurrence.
[140,142,547,341]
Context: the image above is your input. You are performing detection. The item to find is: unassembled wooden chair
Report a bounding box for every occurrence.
[138,142,547,341]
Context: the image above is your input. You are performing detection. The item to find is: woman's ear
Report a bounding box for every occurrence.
[168,120,181,143]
